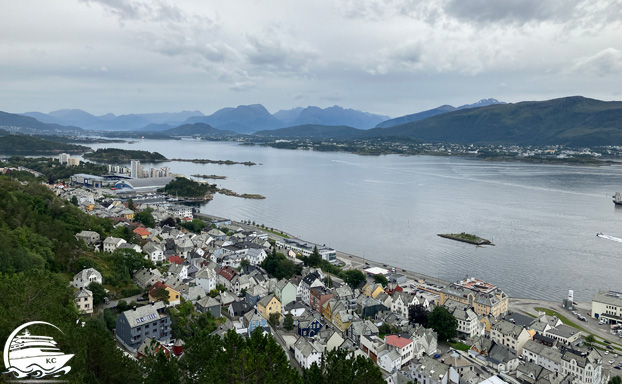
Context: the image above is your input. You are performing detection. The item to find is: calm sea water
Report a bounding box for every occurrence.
[87,139,622,302]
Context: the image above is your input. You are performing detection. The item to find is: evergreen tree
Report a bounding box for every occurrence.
[408,304,429,327]
[302,348,384,384]
[427,306,458,341]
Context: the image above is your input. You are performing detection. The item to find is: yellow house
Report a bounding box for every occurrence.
[441,285,508,318]
[120,209,135,220]
[149,282,181,306]
[322,299,336,322]
[362,282,384,298]
[333,310,353,331]
[257,294,281,319]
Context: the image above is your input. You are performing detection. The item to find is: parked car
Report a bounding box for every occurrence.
[604,340,611,344]
[136,297,147,302]
[609,360,614,364]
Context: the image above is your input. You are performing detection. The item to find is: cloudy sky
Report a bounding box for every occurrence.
[1,0,621,117]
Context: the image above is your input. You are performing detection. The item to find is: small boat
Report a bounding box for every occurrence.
[613,192,622,206]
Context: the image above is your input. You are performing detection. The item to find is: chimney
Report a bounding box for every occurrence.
[133,306,137,311]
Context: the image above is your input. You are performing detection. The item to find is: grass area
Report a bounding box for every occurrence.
[450,342,471,351]
[254,226,290,239]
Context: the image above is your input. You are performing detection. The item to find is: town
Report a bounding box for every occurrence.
[7,151,618,384]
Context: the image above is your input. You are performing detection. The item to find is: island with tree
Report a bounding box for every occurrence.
[438,232,494,246]
[84,148,168,163]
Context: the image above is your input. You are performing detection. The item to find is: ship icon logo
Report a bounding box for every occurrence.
[3,321,73,379]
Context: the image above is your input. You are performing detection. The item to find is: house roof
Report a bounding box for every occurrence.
[258,294,279,308]
[121,301,167,327]
[133,227,151,236]
[385,334,413,349]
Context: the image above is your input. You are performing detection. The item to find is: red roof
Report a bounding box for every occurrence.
[385,335,413,349]
[218,266,237,281]
[133,227,151,236]
[168,255,183,264]
[182,216,192,221]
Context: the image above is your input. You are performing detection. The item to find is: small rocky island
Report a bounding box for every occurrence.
[438,232,494,246]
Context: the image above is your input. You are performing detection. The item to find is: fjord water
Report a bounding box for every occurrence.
[89,140,622,302]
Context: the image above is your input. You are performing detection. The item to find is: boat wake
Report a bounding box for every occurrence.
[4,364,71,379]
[596,233,622,243]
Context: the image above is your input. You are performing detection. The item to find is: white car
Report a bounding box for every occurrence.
[605,351,609,355]
[609,360,615,364]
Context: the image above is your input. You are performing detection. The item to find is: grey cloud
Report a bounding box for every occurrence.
[570,48,622,76]
[444,0,578,25]
[245,35,317,74]
[79,0,213,24]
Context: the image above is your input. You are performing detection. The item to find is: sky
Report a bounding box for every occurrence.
[1,0,621,118]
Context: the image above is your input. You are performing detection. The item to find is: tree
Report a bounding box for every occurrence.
[155,287,169,304]
[88,281,107,306]
[408,304,429,327]
[283,313,294,331]
[134,207,156,228]
[584,334,596,346]
[343,269,366,288]
[209,289,220,298]
[427,306,458,342]
[71,195,79,206]
[324,276,333,288]
[373,275,388,287]
[609,376,621,384]
[302,348,384,384]
[240,259,251,268]
[110,248,150,282]
[127,198,134,210]
[309,246,322,267]
[269,312,281,328]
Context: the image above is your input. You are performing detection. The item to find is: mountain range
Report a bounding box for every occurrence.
[376,98,505,128]
[4,96,622,147]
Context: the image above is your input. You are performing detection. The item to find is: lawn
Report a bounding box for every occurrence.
[450,342,471,351]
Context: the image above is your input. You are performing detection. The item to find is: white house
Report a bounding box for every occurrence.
[71,268,103,289]
[378,349,402,374]
[195,267,217,293]
[293,337,323,369]
[103,236,127,253]
[392,292,419,319]
[143,243,165,263]
[491,320,534,355]
[74,287,93,315]
[384,335,414,367]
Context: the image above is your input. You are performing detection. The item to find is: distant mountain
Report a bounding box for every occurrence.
[363,96,622,146]
[254,124,363,139]
[0,111,83,135]
[277,106,389,130]
[272,107,304,125]
[376,99,505,128]
[376,105,456,128]
[137,123,173,132]
[164,123,235,136]
[181,104,283,134]
[22,109,205,131]
[457,98,505,110]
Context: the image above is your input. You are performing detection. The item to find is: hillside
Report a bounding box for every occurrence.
[164,122,235,136]
[254,124,364,139]
[182,104,283,133]
[0,111,83,135]
[376,98,505,128]
[363,96,622,146]
[0,132,90,154]
[84,148,168,163]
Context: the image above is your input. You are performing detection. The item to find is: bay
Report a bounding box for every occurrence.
[86,139,622,302]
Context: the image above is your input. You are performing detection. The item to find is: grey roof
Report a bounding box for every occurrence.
[592,290,622,306]
[197,296,220,308]
[488,343,518,364]
[258,294,277,308]
[74,287,92,299]
[492,319,527,338]
[546,324,579,339]
[121,302,167,328]
[120,176,174,189]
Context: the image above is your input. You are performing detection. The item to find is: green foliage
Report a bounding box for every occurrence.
[283,313,294,331]
[408,304,429,327]
[0,134,88,154]
[5,156,108,183]
[608,376,621,384]
[71,195,79,206]
[110,225,135,242]
[261,248,302,280]
[9,170,46,183]
[134,208,156,228]
[209,289,220,298]
[0,176,113,274]
[83,148,167,163]
[343,269,366,288]
[103,308,117,331]
[88,281,107,306]
[449,342,471,351]
[373,275,388,287]
[302,348,384,384]
[428,306,458,342]
[127,198,134,211]
[160,177,216,199]
[155,287,169,304]
[584,334,596,345]
[309,246,322,267]
[180,329,302,384]
[269,312,281,327]
[107,248,151,287]
[179,218,206,233]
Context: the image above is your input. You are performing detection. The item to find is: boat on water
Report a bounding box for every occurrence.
[613,192,622,206]
[8,330,74,373]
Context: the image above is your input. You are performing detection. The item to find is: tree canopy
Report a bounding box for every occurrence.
[408,304,429,327]
[302,348,384,384]
[428,306,457,342]
[342,269,366,288]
